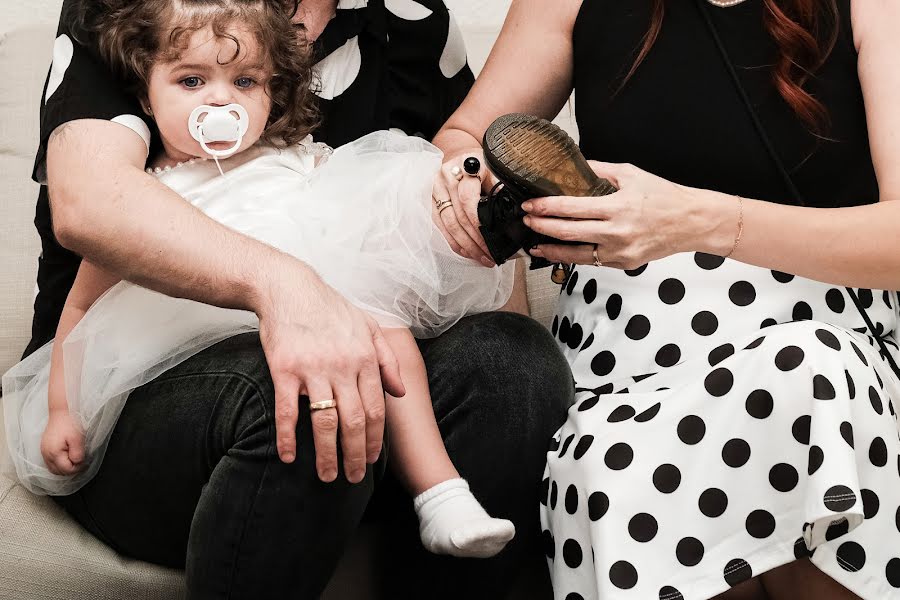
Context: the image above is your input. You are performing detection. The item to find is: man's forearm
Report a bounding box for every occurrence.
[47,120,316,314]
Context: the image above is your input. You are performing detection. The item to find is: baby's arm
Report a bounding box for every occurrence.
[381,328,514,558]
[42,261,120,475]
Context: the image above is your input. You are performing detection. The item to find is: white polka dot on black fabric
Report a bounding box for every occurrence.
[823,485,857,512]
[573,436,595,460]
[628,513,658,542]
[691,311,719,336]
[870,437,888,467]
[565,485,579,514]
[698,488,728,517]
[792,415,812,444]
[694,252,725,270]
[609,561,638,589]
[775,346,805,371]
[659,278,686,305]
[808,445,825,475]
[769,463,799,492]
[563,539,583,568]
[813,375,836,400]
[605,443,634,470]
[745,510,776,538]
[704,368,734,397]
[656,344,682,367]
[583,279,597,304]
[836,541,866,572]
[678,416,706,445]
[591,351,616,377]
[746,389,774,419]
[861,488,880,519]
[722,438,751,467]
[729,281,756,306]
[675,537,704,566]
[724,558,753,587]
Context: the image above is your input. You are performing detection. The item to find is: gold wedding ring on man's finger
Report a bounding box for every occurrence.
[310,399,337,411]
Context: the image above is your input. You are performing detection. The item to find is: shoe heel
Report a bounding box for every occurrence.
[483,113,616,198]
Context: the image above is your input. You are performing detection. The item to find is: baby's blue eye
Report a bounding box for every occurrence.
[235,77,256,89]
[181,76,202,88]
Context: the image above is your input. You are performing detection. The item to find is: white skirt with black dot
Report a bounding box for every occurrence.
[542,252,900,600]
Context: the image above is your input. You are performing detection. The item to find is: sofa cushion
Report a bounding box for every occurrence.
[0,473,185,599]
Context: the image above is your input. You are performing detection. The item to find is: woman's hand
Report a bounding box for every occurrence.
[431,149,497,267]
[525,161,733,269]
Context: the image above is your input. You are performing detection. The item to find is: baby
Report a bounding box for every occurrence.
[2,0,515,559]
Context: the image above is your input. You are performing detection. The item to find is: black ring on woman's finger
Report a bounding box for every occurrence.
[463,156,481,175]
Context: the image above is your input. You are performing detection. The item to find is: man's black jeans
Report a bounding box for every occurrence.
[54,311,573,599]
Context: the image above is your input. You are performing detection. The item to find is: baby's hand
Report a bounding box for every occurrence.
[41,411,86,475]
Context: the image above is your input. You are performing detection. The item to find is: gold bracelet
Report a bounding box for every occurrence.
[723,195,744,259]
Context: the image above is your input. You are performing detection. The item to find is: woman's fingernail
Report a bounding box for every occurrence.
[523,216,532,226]
[367,452,380,464]
[351,469,365,482]
[323,469,337,482]
[521,201,533,212]
[283,452,295,463]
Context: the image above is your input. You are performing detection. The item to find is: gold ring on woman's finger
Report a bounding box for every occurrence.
[592,244,603,268]
[310,399,337,411]
[435,198,453,213]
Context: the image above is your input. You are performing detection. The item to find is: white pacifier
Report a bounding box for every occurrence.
[188,103,250,159]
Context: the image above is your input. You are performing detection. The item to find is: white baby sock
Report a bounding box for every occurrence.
[413,478,516,558]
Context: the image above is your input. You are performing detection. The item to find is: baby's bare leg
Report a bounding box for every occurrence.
[383,328,515,558]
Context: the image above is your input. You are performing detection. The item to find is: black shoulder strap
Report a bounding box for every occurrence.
[694,0,900,380]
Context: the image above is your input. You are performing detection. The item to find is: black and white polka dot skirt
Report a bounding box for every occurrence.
[542,252,900,600]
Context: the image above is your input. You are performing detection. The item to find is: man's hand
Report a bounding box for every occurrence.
[256,261,405,484]
[292,0,338,42]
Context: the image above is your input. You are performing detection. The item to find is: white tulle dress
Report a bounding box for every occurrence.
[2,131,514,496]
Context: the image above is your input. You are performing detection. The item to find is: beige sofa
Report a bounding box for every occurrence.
[0,1,571,597]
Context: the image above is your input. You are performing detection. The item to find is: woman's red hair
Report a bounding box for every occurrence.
[624,0,839,134]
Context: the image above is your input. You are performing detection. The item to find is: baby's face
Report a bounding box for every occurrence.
[146,25,272,162]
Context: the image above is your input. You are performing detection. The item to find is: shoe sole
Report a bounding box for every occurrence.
[482,113,617,200]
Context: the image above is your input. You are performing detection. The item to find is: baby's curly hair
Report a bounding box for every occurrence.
[73,0,318,146]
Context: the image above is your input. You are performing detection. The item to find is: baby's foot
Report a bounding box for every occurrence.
[413,478,516,558]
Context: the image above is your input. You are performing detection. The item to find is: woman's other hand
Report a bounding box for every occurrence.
[432,150,497,267]
[525,161,732,269]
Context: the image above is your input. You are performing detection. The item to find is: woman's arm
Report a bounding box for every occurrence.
[527,0,900,291]
[430,0,582,262]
